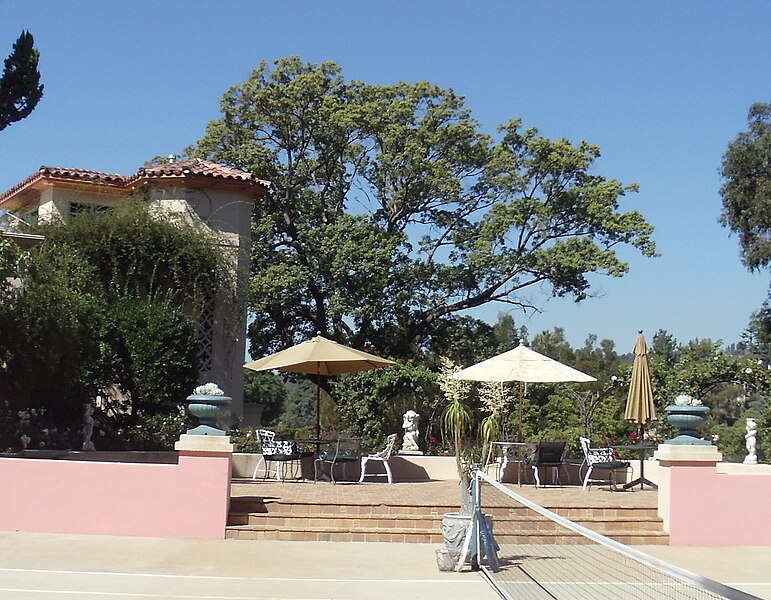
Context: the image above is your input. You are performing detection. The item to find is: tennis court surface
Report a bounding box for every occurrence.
[475,472,771,599]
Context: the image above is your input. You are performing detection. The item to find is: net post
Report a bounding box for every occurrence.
[471,462,482,570]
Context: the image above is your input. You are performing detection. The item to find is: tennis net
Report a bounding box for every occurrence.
[472,470,759,600]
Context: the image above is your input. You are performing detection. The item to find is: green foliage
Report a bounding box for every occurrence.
[0,31,43,131]
[0,236,26,281]
[192,56,657,363]
[480,410,502,465]
[333,364,439,448]
[0,237,27,371]
[102,410,189,451]
[0,204,231,449]
[32,201,233,318]
[745,296,771,363]
[720,102,771,271]
[0,243,105,421]
[229,425,261,453]
[243,370,287,425]
[437,357,474,507]
[101,296,198,418]
[281,378,319,429]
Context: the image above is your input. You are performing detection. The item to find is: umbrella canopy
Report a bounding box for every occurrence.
[245,335,395,376]
[624,331,656,424]
[451,340,596,383]
[452,339,596,442]
[244,335,396,436]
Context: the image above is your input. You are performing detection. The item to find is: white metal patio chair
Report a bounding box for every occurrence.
[579,436,631,491]
[359,433,397,484]
[252,429,301,481]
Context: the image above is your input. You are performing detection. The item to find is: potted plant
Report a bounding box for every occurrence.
[664,394,711,445]
[438,358,474,554]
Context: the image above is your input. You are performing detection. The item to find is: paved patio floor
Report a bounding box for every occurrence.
[231,476,660,509]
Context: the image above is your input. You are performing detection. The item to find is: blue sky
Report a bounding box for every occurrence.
[2,1,769,353]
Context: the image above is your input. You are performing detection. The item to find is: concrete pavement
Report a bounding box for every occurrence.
[1,531,771,599]
[0,532,499,599]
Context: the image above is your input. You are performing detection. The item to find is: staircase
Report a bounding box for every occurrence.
[226,494,668,545]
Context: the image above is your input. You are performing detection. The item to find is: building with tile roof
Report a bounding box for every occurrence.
[0,159,271,416]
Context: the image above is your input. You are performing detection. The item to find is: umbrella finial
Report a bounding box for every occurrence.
[638,329,643,334]
[518,338,526,346]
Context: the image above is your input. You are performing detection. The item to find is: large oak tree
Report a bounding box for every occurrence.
[191,56,656,361]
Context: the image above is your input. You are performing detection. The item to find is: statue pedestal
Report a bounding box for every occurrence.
[399,449,424,456]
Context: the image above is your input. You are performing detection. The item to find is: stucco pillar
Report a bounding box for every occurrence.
[652,444,722,532]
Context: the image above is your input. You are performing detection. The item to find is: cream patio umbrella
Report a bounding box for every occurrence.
[244,335,396,438]
[452,339,596,441]
[623,330,657,490]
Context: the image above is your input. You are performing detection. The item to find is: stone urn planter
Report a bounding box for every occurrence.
[184,393,232,436]
[442,511,472,555]
[664,404,711,445]
[441,510,493,567]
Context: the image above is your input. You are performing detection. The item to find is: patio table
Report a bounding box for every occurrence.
[611,443,657,490]
[294,438,330,457]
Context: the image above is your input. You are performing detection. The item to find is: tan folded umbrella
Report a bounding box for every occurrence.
[245,335,396,437]
[623,331,657,490]
[625,331,656,424]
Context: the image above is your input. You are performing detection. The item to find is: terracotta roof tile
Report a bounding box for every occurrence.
[0,159,270,206]
[38,166,127,184]
[134,159,269,188]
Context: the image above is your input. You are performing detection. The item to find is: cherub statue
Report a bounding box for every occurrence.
[81,403,96,452]
[744,417,758,465]
[402,410,421,453]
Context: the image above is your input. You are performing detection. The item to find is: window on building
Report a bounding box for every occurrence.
[69,202,112,217]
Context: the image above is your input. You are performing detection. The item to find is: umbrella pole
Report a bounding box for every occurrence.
[622,423,658,491]
[517,382,525,443]
[316,366,321,441]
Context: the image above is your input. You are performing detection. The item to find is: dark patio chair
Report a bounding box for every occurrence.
[314,436,362,484]
[525,440,568,487]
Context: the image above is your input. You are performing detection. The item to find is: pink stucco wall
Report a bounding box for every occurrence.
[0,451,231,538]
[669,464,771,546]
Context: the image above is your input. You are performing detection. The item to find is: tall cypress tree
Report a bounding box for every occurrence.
[0,30,44,131]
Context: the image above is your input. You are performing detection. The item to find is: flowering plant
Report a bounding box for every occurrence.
[193,382,225,396]
[674,394,702,407]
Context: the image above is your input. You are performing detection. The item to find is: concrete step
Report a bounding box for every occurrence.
[226,497,668,545]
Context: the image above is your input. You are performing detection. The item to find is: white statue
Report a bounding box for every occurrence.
[81,403,96,452]
[744,417,758,465]
[402,410,421,453]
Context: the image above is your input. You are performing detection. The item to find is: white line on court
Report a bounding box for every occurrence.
[0,567,479,585]
[0,591,263,599]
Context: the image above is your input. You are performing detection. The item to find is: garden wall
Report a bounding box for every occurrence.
[232,452,460,481]
[0,437,231,539]
[668,462,771,546]
[655,445,771,546]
